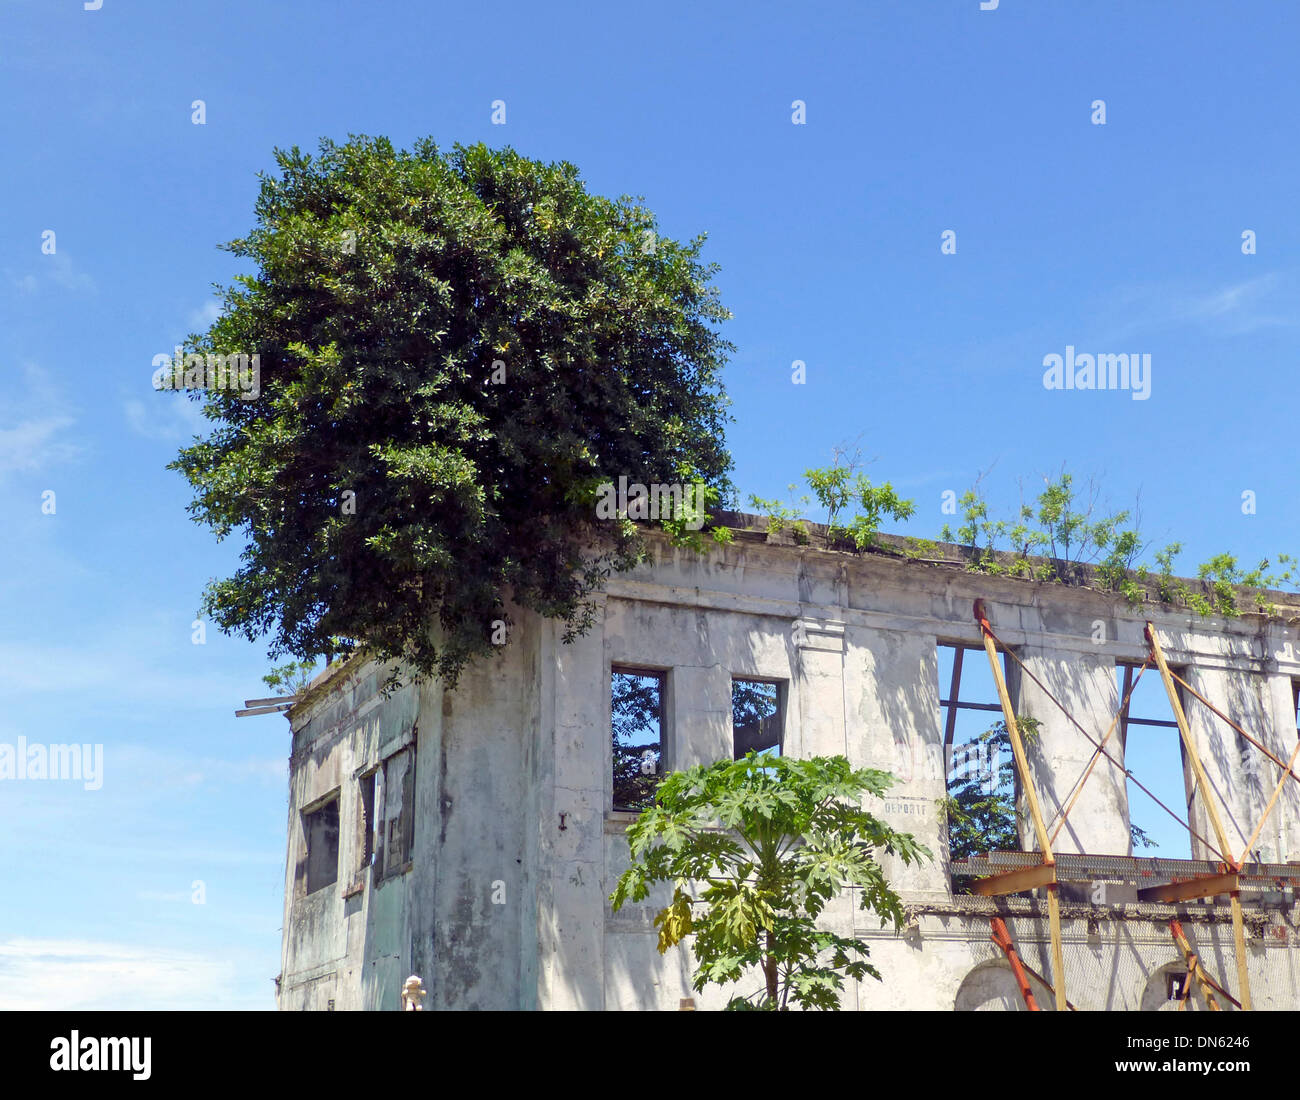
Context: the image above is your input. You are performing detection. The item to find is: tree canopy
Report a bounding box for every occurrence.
[168,137,734,684]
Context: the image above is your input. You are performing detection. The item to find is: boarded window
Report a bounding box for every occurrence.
[374,746,415,880]
[303,797,340,895]
[612,669,664,812]
[732,679,782,759]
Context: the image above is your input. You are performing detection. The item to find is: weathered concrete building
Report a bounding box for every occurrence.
[275,517,1300,1010]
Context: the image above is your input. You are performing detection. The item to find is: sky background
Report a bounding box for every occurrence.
[2,0,1297,1008]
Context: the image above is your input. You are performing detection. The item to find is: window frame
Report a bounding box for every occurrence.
[609,664,668,814]
[301,791,341,897]
[729,676,786,760]
[1115,659,1193,857]
[937,642,1010,760]
[374,745,416,883]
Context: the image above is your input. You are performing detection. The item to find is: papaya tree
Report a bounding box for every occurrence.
[610,753,930,1010]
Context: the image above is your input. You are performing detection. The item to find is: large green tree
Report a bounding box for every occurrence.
[611,753,930,1010]
[168,137,734,684]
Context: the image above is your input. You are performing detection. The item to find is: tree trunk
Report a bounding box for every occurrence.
[764,930,778,1006]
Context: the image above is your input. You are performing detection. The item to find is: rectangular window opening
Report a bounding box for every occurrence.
[732,679,783,761]
[374,743,415,881]
[938,642,1020,861]
[358,771,376,875]
[303,795,340,895]
[1116,661,1192,858]
[612,668,664,812]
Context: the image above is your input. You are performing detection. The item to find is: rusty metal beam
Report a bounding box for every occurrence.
[1138,871,1239,904]
[971,863,1059,896]
[1170,919,1223,1012]
[989,916,1040,1011]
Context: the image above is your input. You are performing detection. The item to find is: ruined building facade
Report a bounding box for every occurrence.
[276,521,1300,1010]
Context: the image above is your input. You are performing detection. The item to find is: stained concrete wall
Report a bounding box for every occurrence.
[277,529,1300,1011]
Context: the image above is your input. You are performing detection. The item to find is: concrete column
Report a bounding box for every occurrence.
[538,607,607,1010]
[791,616,857,1006]
[1012,645,1130,857]
[1181,665,1262,863]
[1264,672,1300,863]
[792,617,846,759]
[847,626,949,898]
[668,664,733,769]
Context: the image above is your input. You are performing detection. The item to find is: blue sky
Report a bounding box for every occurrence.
[2,1,1297,1007]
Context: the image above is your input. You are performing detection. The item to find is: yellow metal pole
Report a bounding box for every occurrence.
[1144,624,1237,862]
[975,600,1066,1011]
[1229,894,1253,1011]
[1171,919,1222,1011]
[1146,622,1251,1010]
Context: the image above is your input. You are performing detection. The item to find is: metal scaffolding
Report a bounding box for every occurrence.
[954,600,1300,1011]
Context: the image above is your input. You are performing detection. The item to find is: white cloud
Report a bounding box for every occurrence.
[123,395,208,442]
[0,364,80,481]
[0,414,77,476]
[1105,272,1298,340]
[7,252,95,296]
[0,938,268,1010]
[188,300,223,330]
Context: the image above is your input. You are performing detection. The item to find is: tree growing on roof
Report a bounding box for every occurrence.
[167,137,734,686]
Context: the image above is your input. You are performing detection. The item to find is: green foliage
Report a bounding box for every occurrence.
[1130,822,1159,852]
[935,468,1300,619]
[746,444,915,554]
[940,483,1006,573]
[730,680,780,738]
[168,137,734,685]
[1139,544,1295,618]
[610,753,930,1010]
[900,536,938,560]
[1148,542,1185,605]
[806,462,916,550]
[748,486,811,543]
[941,470,1144,590]
[261,658,320,695]
[940,717,1039,864]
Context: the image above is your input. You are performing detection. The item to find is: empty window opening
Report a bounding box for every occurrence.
[1167,972,1189,1001]
[303,796,340,895]
[732,679,783,760]
[938,643,1020,860]
[374,745,415,881]
[358,771,377,875]
[1116,662,1192,858]
[612,668,664,812]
